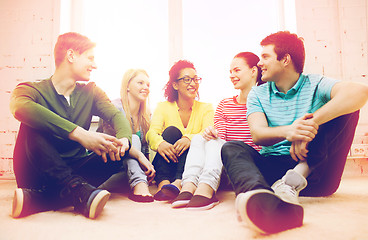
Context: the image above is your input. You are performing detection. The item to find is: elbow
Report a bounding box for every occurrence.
[10,105,21,120]
[251,132,274,146]
[353,82,368,99]
[252,138,263,146]
[356,84,368,108]
[10,97,26,120]
[250,133,262,145]
[362,85,368,99]
[9,100,17,117]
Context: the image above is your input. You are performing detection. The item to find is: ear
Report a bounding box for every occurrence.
[172,82,179,90]
[282,54,292,66]
[250,66,257,77]
[251,66,257,74]
[66,49,75,63]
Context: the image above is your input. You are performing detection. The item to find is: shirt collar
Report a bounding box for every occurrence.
[270,74,305,97]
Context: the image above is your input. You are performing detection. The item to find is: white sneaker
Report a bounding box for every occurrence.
[271,170,308,206]
[235,189,304,234]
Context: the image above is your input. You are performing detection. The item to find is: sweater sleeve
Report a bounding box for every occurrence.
[93,86,132,143]
[10,83,77,139]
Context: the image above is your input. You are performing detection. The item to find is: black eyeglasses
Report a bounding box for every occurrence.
[177,76,202,84]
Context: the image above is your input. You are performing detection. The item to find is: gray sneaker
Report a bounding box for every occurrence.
[271,170,308,206]
[235,189,304,234]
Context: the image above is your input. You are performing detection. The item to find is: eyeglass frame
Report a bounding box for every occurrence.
[176,76,202,84]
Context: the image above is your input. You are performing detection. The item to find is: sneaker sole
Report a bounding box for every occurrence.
[236,189,303,234]
[88,190,111,219]
[236,190,267,231]
[171,200,191,208]
[186,200,220,211]
[12,189,24,218]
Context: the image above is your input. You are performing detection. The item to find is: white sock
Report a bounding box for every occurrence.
[293,161,310,178]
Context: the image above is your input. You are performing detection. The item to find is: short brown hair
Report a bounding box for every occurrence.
[54,32,96,67]
[260,31,305,73]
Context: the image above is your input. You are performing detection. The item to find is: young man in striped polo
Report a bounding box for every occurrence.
[221,31,368,234]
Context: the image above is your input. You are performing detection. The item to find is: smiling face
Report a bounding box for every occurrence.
[257,44,285,82]
[127,73,150,103]
[230,57,256,90]
[70,48,97,81]
[173,68,199,100]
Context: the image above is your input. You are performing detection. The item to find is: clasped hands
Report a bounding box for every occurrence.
[157,127,219,163]
[99,136,130,163]
[157,136,191,163]
[202,126,218,141]
[69,126,130,163]
[286,113,319,162]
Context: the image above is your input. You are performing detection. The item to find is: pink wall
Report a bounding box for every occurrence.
[1,0,368,175]
[0,0,59,176]
[296,0,368,153]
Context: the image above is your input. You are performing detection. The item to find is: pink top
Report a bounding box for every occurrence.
[214,96,261,151]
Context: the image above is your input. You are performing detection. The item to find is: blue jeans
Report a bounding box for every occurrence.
[98,134,147,192]
[221,111,359,197]
[125,134,148,188]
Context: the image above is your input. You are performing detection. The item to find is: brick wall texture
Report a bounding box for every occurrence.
[0,0,59,175]
[0,0,367,175]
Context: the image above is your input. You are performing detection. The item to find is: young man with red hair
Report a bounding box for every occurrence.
[10,32,132,219]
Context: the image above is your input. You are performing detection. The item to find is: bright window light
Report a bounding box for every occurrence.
[60,0,296,110]
[182,0,280,105]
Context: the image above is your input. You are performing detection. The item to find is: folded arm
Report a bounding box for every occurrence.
[248,112,318,146]
[312,81,368,125]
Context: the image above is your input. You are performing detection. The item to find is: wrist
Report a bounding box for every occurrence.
[127,139,132,152]
[138,153,147,162]
[120,137,132,153]
[69,126,84,141]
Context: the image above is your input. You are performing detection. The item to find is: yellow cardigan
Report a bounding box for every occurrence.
[146,100,214,151]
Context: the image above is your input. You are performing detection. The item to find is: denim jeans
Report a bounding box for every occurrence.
[182,134,225,191]
[98,134,147,192]
[221,111,359,197]
[152,126,188,183]
[125,134,148,188]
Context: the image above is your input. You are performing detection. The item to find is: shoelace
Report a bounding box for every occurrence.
[274,181,297,197]
[59,178,85,199]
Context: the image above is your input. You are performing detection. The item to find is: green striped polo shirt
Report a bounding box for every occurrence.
[247,74,339,156]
